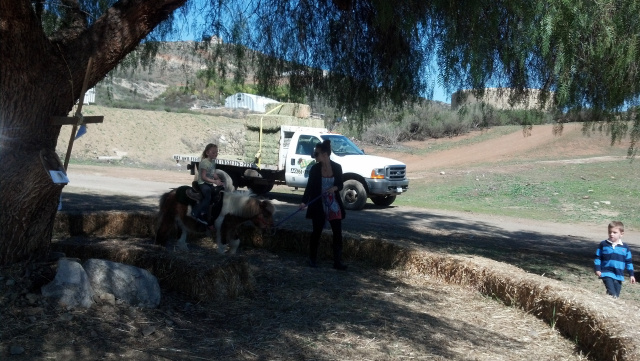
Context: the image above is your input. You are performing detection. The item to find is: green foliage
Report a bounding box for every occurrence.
[358,102,554,144]
[33,0,640,151]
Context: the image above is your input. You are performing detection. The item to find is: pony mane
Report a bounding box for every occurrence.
[222,192,274,219]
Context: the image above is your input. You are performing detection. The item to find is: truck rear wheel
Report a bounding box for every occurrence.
[242,169,274,195]
[341,180,367,210]
[371,195,396,207]
[249,183,274,195]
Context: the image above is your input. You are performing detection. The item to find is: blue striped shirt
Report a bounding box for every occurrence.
[594,240,635,282]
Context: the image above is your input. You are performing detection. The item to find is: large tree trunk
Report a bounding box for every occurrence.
[0,1,70,265]
[0,0,187,266]
[0,151,65,264]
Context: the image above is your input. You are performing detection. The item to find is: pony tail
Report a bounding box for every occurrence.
[155,191,174,246]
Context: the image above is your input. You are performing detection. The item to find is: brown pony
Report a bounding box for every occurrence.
[155,188,276,254]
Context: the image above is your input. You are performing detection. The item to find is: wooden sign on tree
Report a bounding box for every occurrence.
[50,57,104,171]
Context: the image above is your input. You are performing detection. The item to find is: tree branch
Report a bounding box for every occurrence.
[52,0,188,100]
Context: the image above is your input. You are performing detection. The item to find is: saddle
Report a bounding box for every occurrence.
[187,181,225,221]
[186,181,204,202]
[186,181,224,202]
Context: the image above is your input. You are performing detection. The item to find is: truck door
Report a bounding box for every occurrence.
[285,134,320,188]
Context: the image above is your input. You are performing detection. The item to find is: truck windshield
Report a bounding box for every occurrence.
[321,134,365,156]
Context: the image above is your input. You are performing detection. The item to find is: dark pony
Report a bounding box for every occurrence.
[155,187,276,254]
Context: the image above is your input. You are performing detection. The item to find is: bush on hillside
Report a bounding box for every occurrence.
[358,102,555,145]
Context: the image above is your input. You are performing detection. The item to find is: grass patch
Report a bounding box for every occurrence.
[397,159,640,227]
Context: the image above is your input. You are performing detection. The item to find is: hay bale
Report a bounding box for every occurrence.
[243,132,281,164]
[254,229,640,361]
[51,237,255,302]
[395,252,640,361]
[54,211,155,238]
[265,103,311,118]
[241,114,324,163]
[244,114,324,130]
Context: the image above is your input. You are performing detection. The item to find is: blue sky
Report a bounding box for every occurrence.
[431,86,450,104]
[169,4,452,104]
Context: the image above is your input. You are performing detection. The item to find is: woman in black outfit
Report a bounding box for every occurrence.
[300,140,347,270]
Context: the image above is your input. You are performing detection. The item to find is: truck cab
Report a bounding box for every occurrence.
[283,127,409,210]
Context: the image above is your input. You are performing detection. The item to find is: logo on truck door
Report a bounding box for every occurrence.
[298,158,315,168]
[290,158,316,175]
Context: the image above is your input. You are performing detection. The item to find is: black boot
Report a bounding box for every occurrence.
[333,248,347,271]
[309,238,319,268]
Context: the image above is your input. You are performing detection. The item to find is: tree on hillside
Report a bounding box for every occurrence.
[1,0,639,266]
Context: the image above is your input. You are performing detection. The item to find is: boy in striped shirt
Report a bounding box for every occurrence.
[594,221,636,298]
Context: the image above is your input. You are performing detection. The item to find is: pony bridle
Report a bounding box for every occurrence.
[255,213,273,229]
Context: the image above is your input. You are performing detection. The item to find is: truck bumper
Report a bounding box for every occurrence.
[366,179,409,196]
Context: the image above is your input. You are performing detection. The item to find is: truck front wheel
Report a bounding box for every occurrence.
[371,195,396,207]
[341,180,367,210]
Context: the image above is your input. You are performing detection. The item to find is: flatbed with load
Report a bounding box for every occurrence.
[173,104,408,210]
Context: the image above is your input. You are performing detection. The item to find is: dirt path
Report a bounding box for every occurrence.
[378,123,629,173]
[61,163,639,259]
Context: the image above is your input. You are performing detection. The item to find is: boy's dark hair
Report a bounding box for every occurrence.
[608,221,624,232]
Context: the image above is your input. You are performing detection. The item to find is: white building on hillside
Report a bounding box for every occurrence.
[83,87,96,104]
[224,92,279,113]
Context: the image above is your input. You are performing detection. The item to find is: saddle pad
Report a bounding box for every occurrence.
[186,188,203,202]
[175,186,197,207]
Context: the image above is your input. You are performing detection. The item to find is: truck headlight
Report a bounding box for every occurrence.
[370,168,385,179]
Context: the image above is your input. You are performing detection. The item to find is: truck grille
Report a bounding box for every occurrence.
[387,165,406,180]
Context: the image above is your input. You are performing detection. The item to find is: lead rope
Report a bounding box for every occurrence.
[270,194,323,235]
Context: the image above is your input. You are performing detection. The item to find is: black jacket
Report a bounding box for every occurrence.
[302,160,346,220]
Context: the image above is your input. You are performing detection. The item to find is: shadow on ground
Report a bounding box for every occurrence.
[59,189,637,282]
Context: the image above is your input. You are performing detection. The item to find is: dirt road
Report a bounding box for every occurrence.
[60,163,640,262]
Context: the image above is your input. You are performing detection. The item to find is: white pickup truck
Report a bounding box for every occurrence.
[173,125,409,210]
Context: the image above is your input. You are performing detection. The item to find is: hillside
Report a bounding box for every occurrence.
[95,41,245,109]
[56,106,249,170]
[58,104,634,174]
[93,41,451,112]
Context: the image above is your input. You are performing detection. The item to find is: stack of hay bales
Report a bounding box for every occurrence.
[54,211,155,238]
[243,103,324,165]
[265,102,311,118]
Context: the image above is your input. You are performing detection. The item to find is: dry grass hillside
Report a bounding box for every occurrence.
[58,105,636,173]
[56,105,251,169]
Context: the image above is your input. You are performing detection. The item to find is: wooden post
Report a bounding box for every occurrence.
[51,57,104,171]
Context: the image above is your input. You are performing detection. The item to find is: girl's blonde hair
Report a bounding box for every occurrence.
[201,143,218,158]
